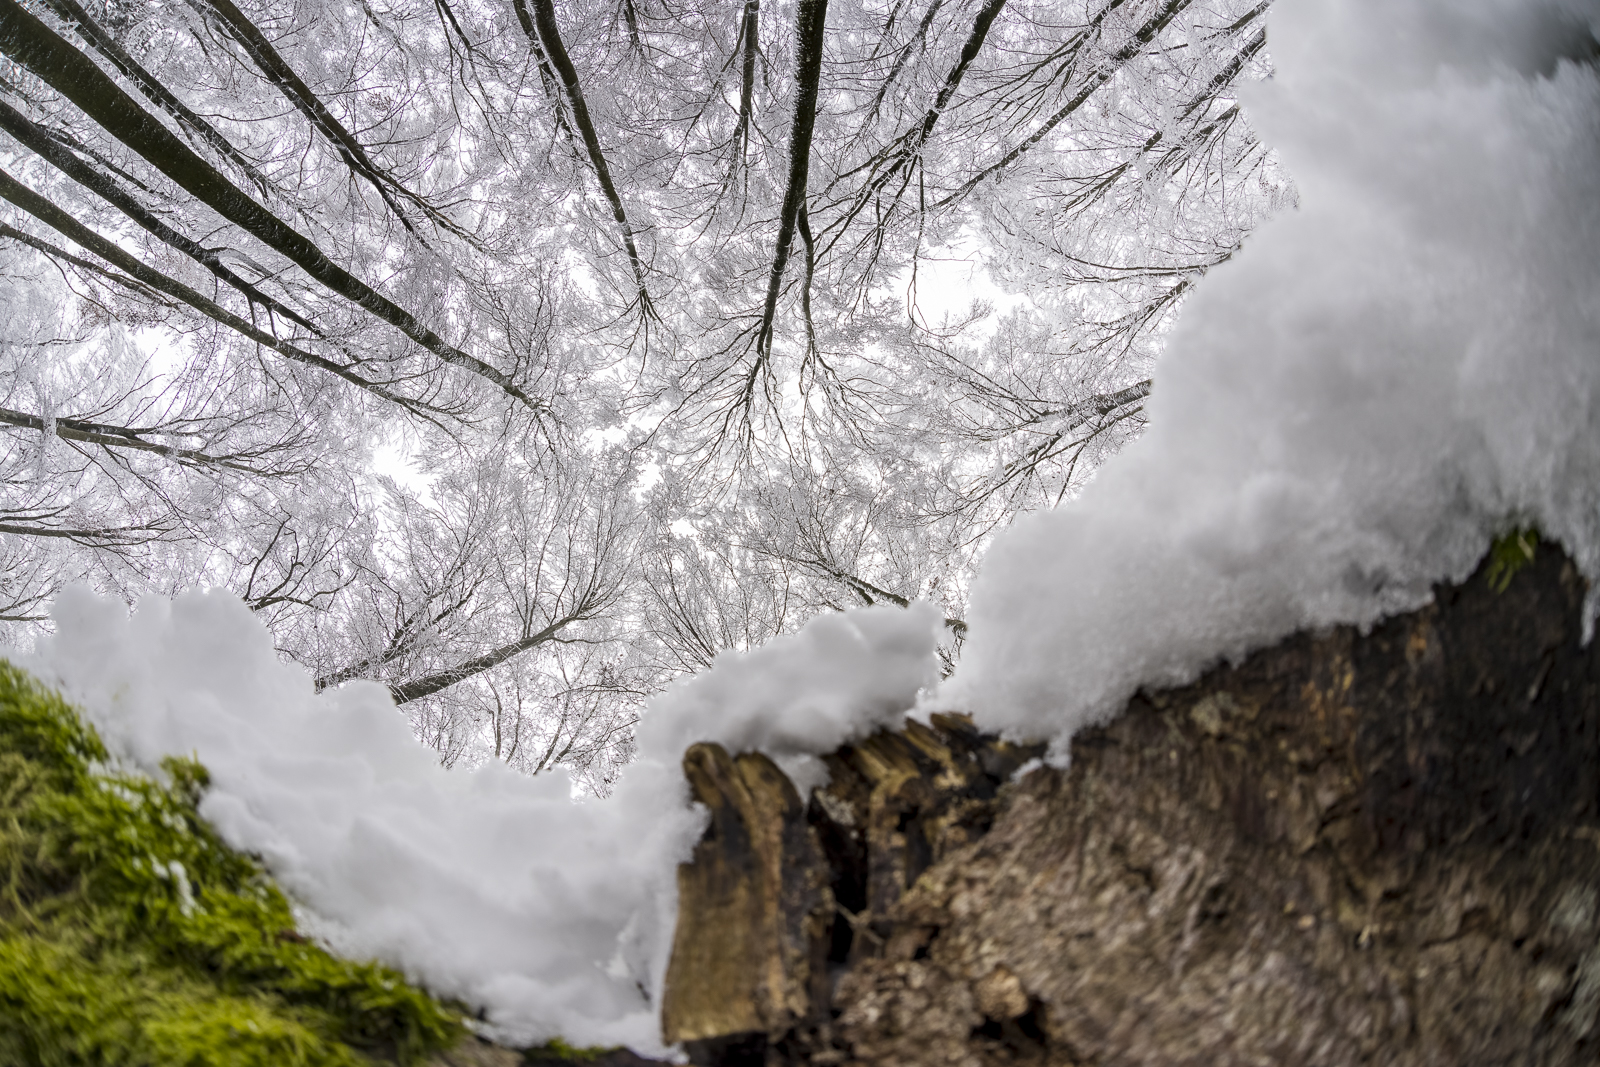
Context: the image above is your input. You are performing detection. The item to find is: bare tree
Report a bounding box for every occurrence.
[0,0,1283,782]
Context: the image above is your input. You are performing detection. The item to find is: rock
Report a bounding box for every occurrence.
[424,1035,524,1067]
[664,543,1600,1065]
[523,1045,674,1067]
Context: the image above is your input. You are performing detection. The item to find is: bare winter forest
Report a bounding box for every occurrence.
[0,0,1283,789]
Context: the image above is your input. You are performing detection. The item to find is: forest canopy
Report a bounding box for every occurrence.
[0,0,1281,786]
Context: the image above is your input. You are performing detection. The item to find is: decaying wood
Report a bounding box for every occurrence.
[663,744,835,1049]
[664,544,1600,1065]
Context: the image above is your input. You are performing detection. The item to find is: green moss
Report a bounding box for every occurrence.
[1486,528,1539,593]
[0,661,465,1065]
[522,1038,610,1062]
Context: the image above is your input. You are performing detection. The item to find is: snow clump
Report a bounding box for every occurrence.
[944,0,1600,756]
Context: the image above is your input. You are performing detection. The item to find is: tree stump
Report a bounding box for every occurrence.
[665,544,1600,1066]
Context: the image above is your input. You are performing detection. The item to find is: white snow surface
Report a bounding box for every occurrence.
[943,0,1600,754]
[19,591,942,1051]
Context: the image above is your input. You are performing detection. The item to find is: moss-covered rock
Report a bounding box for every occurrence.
[0,660,466,1066]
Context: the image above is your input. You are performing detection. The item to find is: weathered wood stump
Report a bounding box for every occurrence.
[662,745,834,1058]
[663,544,1600,1066]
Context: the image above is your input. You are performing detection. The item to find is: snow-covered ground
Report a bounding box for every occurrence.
[14,0,1600,1052]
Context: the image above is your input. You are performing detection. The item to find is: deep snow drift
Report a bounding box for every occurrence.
[12,0,1600,1051]
[946,0,1600,754]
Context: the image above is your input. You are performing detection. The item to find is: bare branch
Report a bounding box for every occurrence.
[185,0,471,239]
[936,0,1198,208]
[0,403,309,475]
[388,611,589,704]
[515,0,650,306]
[0,210,450,422]
[0,0,544,410]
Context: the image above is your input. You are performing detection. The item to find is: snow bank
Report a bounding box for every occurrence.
[944,0,1600,753]
[19,590,940,1051]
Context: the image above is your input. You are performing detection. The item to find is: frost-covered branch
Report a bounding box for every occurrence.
[0,0,543,412]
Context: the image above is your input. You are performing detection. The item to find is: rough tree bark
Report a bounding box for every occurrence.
[663,541,1600,1066]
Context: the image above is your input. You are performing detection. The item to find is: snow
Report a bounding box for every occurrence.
[638,601,943,786]
[8,0,1600,1050]
[20,590,941,1051]
[942,0,1600,756]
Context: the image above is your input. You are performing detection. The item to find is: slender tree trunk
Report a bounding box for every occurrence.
[754,0,829,359]
[515,0,650,300]
[0,0,541,410]
[0,202,438,418]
